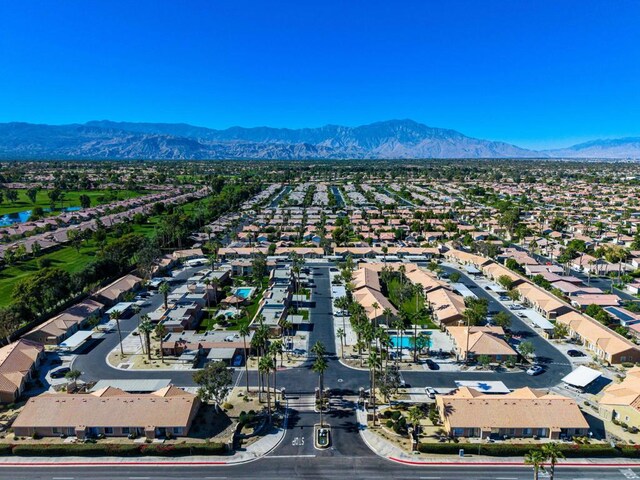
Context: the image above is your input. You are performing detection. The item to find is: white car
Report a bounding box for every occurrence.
[425,387,436,399]
[526,365,544,376]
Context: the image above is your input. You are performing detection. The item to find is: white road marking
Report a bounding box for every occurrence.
[265,454,317,458]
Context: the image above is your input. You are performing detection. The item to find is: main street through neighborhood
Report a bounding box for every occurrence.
[28,264,633,479]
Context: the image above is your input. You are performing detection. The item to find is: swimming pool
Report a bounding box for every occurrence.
[233,287,254,299]
[390,333,431,349]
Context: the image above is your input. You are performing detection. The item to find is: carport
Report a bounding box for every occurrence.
[58,330,93,352]
[562,365,601,391]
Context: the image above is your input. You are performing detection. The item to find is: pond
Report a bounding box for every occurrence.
[0,206,82,227]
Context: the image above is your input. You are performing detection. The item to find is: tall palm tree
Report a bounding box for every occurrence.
[110,309,125,356]
[367,352,381,425]
[240,323,251,393]
[383,307,393,329]
[139,316,154,360]
[336,328,346,358]
[312,352,328,427]
[541,443,564,480]
[269,340,283,400]
[210,278,220,306]
[252,324,268,399]
[524,449,547,480]
[154,322,167,363]
[371,301,380,327]
[392,318,404,363]
[203,278,212,309]
[159,282,170,309]
[258,356,274,422]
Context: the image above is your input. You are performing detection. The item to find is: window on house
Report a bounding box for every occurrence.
[52,427,60,434]
[523,428,532,436]
[453,428,465,436]
[104,427,114,435]
[173,427,183,435]
[122,427,130,434]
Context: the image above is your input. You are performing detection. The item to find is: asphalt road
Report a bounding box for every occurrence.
[9,266,633,478]
[3,462,640,479]
[72,264,572,391]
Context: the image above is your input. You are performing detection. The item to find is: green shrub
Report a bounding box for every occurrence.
[390,411,402,421]
[8,442,226,457]
[417,443,620,457]
[386,419,394,428]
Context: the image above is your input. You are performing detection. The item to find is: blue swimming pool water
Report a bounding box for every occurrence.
[390,333,431,349]
[234,287,253,299]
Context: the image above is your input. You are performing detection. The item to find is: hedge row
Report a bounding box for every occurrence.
[6,442,226,457]
[417,442,635,458]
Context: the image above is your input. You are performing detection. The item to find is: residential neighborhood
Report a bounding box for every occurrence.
[1,162,640,476]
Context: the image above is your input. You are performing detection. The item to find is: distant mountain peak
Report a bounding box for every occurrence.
[0,119,637,160]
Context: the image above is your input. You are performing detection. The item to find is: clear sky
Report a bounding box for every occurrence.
[1,0,639,149]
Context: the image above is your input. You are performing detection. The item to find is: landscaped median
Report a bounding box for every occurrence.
[0,442,227,457]
[417,442,640,458]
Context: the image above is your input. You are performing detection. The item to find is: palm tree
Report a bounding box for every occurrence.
[131,304,144,351]
[110,309,125,356]
[159,282,170,309]
[367,351,381,425]
[139,316,154,360]
[541,443,564,480]
[203,278,212,309]
[210,278,220,306]
[269,340,283,400]
[525,449,547,480]
[407,405,423,439]
[252,324,269,399]
[383,307,393,329]
[371,301,380,327]
[336,328,346,358]
[239,323,251,393]
[392,318,404,363]
[258,356,275,422]
[312,354,329,427]
[154,322,167,363]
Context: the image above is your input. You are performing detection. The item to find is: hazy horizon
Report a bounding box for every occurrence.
[1,0,639,151]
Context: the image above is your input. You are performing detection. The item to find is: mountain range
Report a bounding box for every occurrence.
[0,119,638,160]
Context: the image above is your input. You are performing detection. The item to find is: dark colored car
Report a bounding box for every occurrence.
[50,367,71,379]
[567,349,586,357]
[425,359,439,370]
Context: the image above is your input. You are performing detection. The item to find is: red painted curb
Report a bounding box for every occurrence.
[389,457,640,467]
[0,461,228,467]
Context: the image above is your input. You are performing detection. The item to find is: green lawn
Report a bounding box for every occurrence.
[0,216,165,308]
[0,241,99,307]
[0,189,147,217]
[386,277,438,329]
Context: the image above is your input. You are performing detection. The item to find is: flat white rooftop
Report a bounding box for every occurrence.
[455,380,510,394]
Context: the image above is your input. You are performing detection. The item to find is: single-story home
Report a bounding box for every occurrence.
[12,386,200,439]
[436,387,589,440]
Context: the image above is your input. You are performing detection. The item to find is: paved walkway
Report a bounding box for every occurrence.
[356,407,640,466]
[0,421,286,465]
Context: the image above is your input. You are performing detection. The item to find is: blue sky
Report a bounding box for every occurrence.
[1,0,639,149]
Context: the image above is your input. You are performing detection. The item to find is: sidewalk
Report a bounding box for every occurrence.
[356,407,640,466]
[0,416,287,466]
